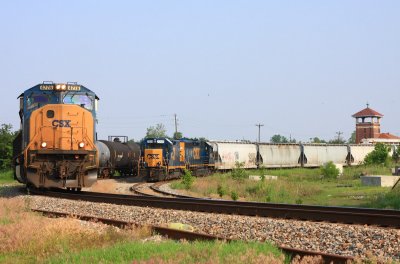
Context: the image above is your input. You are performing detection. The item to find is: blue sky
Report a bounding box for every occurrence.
[1,1,399,142]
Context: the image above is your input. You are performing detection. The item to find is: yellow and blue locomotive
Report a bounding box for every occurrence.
[12,82,99,189]
[140,138,214,181]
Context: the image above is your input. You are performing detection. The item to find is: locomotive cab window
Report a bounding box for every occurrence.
[63,92,94,110]
[27,94,52,110]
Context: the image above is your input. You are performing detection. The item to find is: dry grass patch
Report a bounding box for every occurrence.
[0,198,150,262]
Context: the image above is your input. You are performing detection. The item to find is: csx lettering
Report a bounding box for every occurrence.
[147,154,160,160]
[52,120,71,128]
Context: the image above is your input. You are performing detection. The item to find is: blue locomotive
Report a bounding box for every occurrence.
[140,138,214,181]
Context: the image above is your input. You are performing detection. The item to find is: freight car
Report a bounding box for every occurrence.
[209,141,377,170]
[12,82,99,189]
[140,138,214,181]
[96,136,141,178]
[209,141,257,170]
[139,140,378,182]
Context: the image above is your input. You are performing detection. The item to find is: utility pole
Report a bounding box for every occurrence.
[174,114,178,135]
[255,124,264,143]
[336,131,343,143]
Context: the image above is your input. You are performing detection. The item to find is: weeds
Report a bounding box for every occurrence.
[231,162,247,180]
[365,188,400,209]
[171,165,392,207]
[181,169,195,190]
[230,191,239,201]
[217,184,227,197]
[321,161,339,179]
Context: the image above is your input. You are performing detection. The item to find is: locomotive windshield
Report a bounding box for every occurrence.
[63,91,94,110]
[26,91,59,110]
[23,84,99,120]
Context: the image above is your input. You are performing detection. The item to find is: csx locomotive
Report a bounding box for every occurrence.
[140,138,215,181]
[13,82,99,189]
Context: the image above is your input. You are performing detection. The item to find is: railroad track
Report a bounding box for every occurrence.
[33,208,354,264]
[30,188,400,228]
[130,183,161,197]
[131,182,199,199]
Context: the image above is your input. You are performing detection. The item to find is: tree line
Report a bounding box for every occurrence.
[270,131,356,144]
[0,124,18,171]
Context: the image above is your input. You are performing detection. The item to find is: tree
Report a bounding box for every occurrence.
[328,138,346,144]
[145,123,167,138]
[0,124,17,171]
[311,137,326,144]
[364,143,390,166]
[348,131,356,144]
[270,134,296,143]
[173,131,183,140]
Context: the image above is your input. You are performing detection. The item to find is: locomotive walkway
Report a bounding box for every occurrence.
[30,188,400,228]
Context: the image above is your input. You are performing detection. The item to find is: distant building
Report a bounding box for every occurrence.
[352,104,400,144]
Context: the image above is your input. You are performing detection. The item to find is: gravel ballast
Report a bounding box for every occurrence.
[1,185,399,261]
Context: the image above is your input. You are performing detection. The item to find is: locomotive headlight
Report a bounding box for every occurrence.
[56,84,67,90]
[79,142,85,148]
[41,142,47,148]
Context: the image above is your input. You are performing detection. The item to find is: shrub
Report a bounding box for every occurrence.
[321,161,339,179]
[364,143,390,166]
[231,162,247,180]
[230,191,239,201]
[181,169,194,190]
[217,184,227,197]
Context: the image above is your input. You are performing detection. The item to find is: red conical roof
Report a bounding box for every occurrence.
[352,106,383,118]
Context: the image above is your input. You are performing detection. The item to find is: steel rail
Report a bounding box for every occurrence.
[30,188,400,228]
[149,182,197,199]
[130,183,155,197]
[33,208,354,264]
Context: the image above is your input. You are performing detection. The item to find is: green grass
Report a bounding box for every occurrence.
[364,188,400,209]
[171,165,396,208]
[44,240,284,264]
[0,170,14,184]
